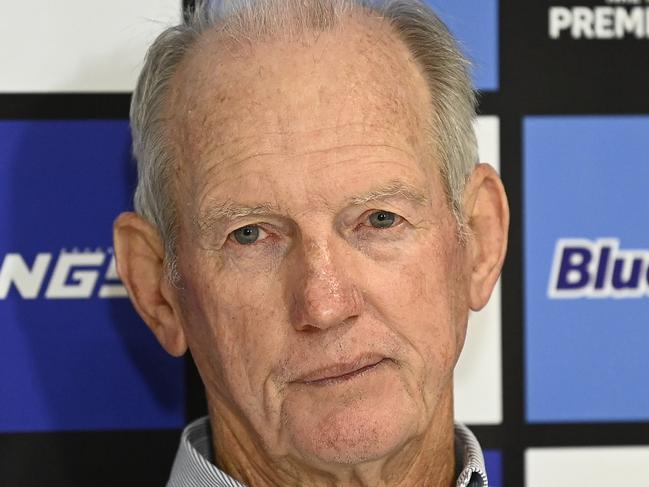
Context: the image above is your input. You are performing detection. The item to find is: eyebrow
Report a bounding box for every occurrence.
[348,180,430,207]
[194,201,279,235]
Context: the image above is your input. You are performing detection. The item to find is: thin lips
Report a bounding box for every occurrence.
[294,354,386,384]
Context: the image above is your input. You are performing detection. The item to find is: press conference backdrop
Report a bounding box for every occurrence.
[0,1,647,486]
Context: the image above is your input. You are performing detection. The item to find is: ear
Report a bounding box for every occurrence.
[462,163,509,311]
[113,212,187,357]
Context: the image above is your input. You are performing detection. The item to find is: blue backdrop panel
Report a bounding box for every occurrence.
[426,0,499,91]
[484,450,503,487]
[0,121,184,432]
[524,116,649,422]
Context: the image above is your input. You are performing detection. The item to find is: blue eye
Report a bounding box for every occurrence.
[368,211,396,228]
[232,225,260,245]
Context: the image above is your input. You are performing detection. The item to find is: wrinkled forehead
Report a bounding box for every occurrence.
[166,14,433,176]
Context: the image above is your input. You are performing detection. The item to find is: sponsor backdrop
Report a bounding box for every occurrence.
[0,0,647,486]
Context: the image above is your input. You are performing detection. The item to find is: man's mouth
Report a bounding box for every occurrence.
[295,355,389,386]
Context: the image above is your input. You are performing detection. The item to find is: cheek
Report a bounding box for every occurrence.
[364,233,467,390]
[178,257,289,414]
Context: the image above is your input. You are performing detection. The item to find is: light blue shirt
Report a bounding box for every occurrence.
[167,417,489,486]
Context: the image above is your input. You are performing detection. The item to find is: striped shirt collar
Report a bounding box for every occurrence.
[167,417,488,487]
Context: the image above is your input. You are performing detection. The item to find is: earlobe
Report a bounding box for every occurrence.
[462,164,509,311]
[113,212,187,357]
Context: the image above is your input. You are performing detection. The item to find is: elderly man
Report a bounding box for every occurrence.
[114,0,508,485]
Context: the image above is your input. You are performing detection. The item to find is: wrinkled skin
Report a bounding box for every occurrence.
[114,14,508,487]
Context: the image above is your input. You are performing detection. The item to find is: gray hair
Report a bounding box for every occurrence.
[131,0,477,278]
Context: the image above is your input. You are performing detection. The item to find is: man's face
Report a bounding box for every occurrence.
[168,18,472,467]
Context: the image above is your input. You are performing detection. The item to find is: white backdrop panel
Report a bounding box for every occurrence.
[526,447,649,486]
[454,116,502,425]
[0,0,181,92]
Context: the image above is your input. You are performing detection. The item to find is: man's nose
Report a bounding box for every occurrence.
[289,240,364,332]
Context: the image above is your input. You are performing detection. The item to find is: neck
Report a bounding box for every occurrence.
[207,388,457,487]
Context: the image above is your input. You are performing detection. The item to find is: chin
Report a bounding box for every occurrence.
[285,391,421,467]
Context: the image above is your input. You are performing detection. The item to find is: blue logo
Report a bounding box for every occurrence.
[524,116,649,422]
[548,238,649,299]
[0,121,184,432]
[425,0,499,91]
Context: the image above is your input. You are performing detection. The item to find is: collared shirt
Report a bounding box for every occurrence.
[167,417,488,486]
